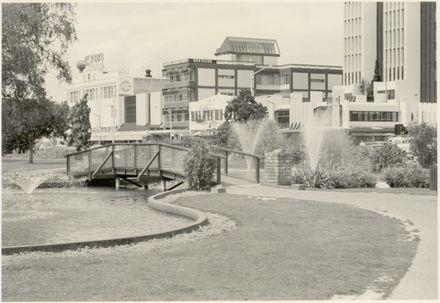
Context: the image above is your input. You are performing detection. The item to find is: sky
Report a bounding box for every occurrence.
[45,1,344,101]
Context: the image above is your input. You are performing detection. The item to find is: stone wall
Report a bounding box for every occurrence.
[263,149,293,186]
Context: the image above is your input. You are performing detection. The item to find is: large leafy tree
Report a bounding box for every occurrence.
[2,3,77,100]
[2,98,70,162]
[2,3,77,161]
[66,94,91,151]
[224,89,267,122]
[407,123,437,168]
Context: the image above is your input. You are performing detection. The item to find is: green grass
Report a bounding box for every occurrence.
[2,193,417,301]
[2,158,65,173]
[307,187,437,196]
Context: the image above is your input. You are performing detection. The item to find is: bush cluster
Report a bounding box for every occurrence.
[382,164,430,188]
[184,138,217,191]
[327,169,377,189]
[369,143,407,173]
[34,145,76,160]
[292,165,376,189]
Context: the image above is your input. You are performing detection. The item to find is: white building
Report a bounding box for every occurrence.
[335,1,437,130]
[66,54,169,143]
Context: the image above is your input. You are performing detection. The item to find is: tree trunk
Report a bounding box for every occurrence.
[28,141,34,164]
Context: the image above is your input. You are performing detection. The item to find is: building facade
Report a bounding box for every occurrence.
[336,1,437,131]
[66,54,169,142]
[162,37,343,129]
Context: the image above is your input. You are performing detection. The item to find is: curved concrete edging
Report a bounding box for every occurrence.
[2,189,209,256]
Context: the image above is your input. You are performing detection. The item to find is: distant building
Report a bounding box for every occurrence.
[66,54,169,143]
[335,1,437,130]
[162,37,343,129]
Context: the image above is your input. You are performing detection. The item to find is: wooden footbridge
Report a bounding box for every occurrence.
[66,143,264,190]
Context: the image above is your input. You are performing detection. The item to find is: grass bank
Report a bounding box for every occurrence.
[2,193,417,300]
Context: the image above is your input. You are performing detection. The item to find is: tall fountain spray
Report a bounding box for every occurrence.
[231,119,268,170]
[302,109,332,172]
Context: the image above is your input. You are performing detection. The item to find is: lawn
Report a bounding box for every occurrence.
[2,158,65,172]
[2,193,417,301]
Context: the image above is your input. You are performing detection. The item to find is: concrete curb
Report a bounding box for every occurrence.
[2,189,209,256]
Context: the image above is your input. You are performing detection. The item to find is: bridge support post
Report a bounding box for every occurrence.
[162,179,167,191]
[115,177,121,190]
[216,157,221,185]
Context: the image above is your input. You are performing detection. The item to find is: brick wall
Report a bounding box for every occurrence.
[263,149,293,186]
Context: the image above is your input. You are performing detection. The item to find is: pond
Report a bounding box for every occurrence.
[2,187,191,247]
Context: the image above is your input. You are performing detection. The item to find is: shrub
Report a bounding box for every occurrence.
[369,143,406,173]
[184,138,216,191]
[319,130,369,172]
[292,165,377,189]
[327,169,377,189]
[407,123,437,168]
[34,145,76,159]
[383,163,430,188]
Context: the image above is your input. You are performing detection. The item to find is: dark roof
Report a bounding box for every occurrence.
[117,123,150,132]
[215,37,280,57]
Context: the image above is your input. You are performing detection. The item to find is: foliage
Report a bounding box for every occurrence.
[369,143,407,173]
[292,165,376,189]
[34,145,76,160]
[66,94,91,151]
[184,138,217,191]
[327,169,377,189]
[407,123,437,168]
[373,59,381,82]
[2,3,77,100]
[383,163,430,188]
[224,89,267,122]
[318,130,369,172]
[2,97,70,162]
[292,165,332,188]
[212,122,241,150]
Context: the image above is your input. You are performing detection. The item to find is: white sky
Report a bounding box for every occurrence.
[45,1,344,101]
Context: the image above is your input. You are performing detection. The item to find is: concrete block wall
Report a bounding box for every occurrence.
[263,149,293,186]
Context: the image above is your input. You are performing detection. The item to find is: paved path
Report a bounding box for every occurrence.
[228,184,438,300]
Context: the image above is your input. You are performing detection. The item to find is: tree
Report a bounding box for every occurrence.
[66,94,91,151]
[224,89,267,122]
[2,3,77,100]
[372,59,381,82]
[2,97,69,163]
[407,123,437,168]
[184,138,216,191]
[2,3,77,160]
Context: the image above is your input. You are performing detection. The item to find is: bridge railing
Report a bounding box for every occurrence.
[66,143,226,184]
[209,145,264,183]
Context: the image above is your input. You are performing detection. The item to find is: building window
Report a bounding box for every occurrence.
[124,96,136,123]
[349,111,399,122]
[280,74,289,85]
[274,110,290,129]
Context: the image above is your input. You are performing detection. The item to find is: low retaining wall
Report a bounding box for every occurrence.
[2,189,209,255]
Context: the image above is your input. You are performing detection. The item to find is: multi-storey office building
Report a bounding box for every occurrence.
[336,1,437,134]
[66,54,169,143]
[162,37,343,129]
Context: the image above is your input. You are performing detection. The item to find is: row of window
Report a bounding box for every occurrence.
[163,111,189,122]
[350,111,399,122]
[191,109,224,122]
[69,85,116,103]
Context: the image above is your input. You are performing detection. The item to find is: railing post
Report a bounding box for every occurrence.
[217,156,221,185]
[111,144,116,174]
[66,155,71,176]
[157,144,161,172]
[225,150,229,175]
[255,157,260,184]
[133,144,137,169]
[88,150,92,173]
